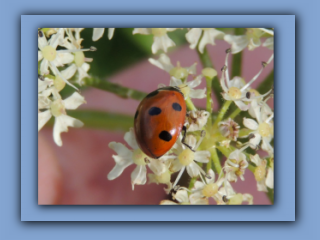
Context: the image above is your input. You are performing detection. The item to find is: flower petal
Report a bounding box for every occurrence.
[160,200,177,205]
[151,35,175,54]
[38,110,52,131]
[266,167,274,189]
[186,161,200,178]
[148,158,166,176]
[174,189,189,203]
[38,51,43,61]
[108,28,115,40]
[235,100,249,111]
[148,54,173,73]
[224,34,249,54]
[189,192,208,205]
[169,76,183,87]
[187,75,202,88]
[243,118,259,130]
[132,28,151,35]
[124,128,139,150]
[249,134,262,148]
[189,88,206,99]
[131,165,147,190]
[49,28,64,49]
[194,151,210,163]
[63,92,86,110]
[185,28,202,49]
[53,114,84,146]
[92,28,105,41]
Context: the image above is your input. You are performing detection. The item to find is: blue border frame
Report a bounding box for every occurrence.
[22,15,294,221]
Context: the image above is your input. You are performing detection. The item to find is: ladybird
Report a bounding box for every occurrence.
[134,86,187,159]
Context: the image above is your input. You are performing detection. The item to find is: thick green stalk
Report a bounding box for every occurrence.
[213,100,232,128]
[197,47,223,107]
[83,76,147,101]
[46,110,134,131]
[186,97,197,111]
[209,148,222,174]
[205,78,213,114]
[257,69,274,93]
[228,108,242,119]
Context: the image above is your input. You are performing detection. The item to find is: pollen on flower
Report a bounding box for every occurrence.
[74,51,85,67]
[202,183,218,197]
[178,148,194,166]
[169,62,189,79]
[132,148,148,166]
[178,84,191,98]
[50,99,66,117]
[156,170,171,184]
[42,45,57,61]
[228,87,242,99]
[254,165,266,182]
[228,193,243,205]
[258,122,273,137]
[54,76,66,92]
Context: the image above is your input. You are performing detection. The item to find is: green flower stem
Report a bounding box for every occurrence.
[186,97,197,111]
[46,110,133,131]
[231,28,244,78]
[209,148,222,174]
[213,100,232,128]
[188,177,197,189]
[228,107,242,119]
[205,78,213,113]
[197,47,223,107]
[83,76,147,101]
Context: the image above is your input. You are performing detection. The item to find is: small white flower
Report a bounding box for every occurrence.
[247,88,273,120]
[133,28,177,54]
[185,110,210,132]
[224,28,265,54]
[92,28,115,41]
[214,180,253,205]
[185,28,225,53]
[38,92,86,146]
[160,75,206,100]
[219,118,240,141]
[169,133,210,188]
[108,128,167,190]
[243,107,274,155]
[189,169,223,203]
[224,149,248,182]
[220,50,274,111]
[148,54,197,79]
[61,29,95,85]
[38,29,77,89]
[160,189,191,205]
[250,154,268,192]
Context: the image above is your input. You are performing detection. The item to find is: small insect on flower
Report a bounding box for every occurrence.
[134,86,190,159]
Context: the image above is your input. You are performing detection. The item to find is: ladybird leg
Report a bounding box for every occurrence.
[181,125,195,152]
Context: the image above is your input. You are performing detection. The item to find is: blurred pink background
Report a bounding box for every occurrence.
[38,40,274,205]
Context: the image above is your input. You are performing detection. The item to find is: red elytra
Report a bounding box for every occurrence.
[134,87,186,159]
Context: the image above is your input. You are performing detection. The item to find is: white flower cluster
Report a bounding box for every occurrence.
[37,28,98,146]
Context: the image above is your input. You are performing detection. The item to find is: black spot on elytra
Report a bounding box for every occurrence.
[134,110,139,119]
[148,107,161,116]
[172,102,182,111]
[146,90,159,98]
[159,131,172,142]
